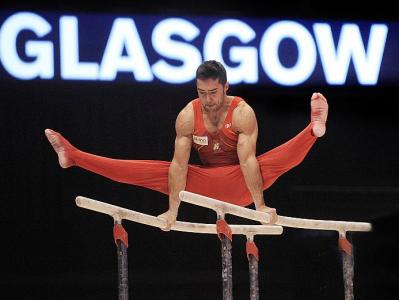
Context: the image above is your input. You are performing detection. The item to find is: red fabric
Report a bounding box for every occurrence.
[192,97,242,166]
[338,237,353,256]
[216,219,233,241]
[67,123,316,206]
[246,241,259,261]
[113,224,128,247]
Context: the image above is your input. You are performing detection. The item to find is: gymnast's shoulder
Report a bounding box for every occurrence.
[175,101,194,134]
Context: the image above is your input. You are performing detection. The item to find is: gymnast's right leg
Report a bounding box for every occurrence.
[44,129,170,194]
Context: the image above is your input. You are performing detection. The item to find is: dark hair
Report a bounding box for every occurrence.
[196,60,227,85]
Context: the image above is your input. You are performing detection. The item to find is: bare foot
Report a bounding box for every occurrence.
[311,92,329,137]
[44,129,76,168]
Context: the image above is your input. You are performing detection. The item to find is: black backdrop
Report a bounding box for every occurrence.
[1,1,398,299]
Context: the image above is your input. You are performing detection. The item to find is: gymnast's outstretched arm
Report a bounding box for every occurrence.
[234,102,278,223]
[157,103,194,231]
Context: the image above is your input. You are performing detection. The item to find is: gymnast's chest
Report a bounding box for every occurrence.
[192,127,237,153]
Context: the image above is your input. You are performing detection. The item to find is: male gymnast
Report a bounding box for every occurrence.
[45,60,328,230]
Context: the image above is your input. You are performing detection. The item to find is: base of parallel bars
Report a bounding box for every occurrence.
[221,235,233,300]
[246,240,259,300]
[248,254,259,300]
[217,218,233,300]
[114,223,129,300]
[339,235,354,300]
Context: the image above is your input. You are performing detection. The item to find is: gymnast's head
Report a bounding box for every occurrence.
[196,60,229,113]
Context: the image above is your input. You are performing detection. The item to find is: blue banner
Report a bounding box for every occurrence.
[0,10,397,86]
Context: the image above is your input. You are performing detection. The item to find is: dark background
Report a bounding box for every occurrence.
[1,1,398,299]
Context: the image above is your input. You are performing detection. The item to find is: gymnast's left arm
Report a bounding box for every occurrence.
[234,103,278,224]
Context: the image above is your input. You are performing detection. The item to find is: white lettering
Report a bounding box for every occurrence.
[204,19,257,84]
[260,21,317,86]
[152,18,201,83]
[99,18,153,81]
[0,12,390,86]
[60,16,99,80]
[0,12,53,79]
[314,23,388,85]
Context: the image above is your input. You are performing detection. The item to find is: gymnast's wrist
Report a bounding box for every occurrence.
[254,202,267,210]
[168,204,180,214]
[252,196,265,208]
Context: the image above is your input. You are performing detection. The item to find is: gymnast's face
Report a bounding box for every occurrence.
[197,78,229,113]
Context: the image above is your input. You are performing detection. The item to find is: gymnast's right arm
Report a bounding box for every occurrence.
[157,104,193,231]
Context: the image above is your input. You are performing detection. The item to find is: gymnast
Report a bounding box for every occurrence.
[45,60,328,230]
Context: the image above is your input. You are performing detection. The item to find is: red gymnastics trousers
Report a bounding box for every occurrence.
[60,124,317,206]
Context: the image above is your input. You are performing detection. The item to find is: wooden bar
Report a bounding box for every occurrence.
[179,191,272,223]
[75,196,283,236]
[178,191,372,233]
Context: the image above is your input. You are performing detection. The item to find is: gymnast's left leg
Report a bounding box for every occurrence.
[256,92,329,190]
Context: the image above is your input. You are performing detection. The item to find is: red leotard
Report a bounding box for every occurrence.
[58,97,317,206]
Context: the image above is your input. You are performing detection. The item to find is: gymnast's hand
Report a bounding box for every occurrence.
[256,204,278,224]
[157,209,177,231]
